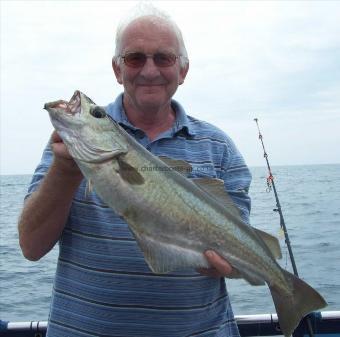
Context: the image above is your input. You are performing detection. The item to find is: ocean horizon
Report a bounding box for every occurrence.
[2,162,340,177]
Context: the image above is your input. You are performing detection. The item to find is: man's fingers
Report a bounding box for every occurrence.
[197,251,234,279]
[204,250,233,276]
[51,142,67,155]
[197,267,222,278]
[50,131,74,161]
[51,130,63,143]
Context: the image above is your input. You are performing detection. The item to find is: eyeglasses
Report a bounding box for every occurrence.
[120,52,180,68]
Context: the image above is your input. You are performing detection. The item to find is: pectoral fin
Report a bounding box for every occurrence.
[117,157,145,185]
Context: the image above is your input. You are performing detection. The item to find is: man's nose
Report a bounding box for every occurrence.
[139,57,161,78]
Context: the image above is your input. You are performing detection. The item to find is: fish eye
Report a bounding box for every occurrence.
[90,106,107,118]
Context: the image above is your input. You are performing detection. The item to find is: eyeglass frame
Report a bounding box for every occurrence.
[117,52,185,68]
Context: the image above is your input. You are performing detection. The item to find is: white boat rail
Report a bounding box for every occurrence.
[1,311,339,336]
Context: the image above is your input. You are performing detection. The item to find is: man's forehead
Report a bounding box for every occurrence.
[120,17,179,51]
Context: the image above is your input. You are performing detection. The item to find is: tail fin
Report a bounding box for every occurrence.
[270,270,327,337]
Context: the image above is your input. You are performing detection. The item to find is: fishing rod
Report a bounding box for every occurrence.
[253,118,315,337]
[253,118,298,276]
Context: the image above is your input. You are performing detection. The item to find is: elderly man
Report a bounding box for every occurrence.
[19,6,251,337]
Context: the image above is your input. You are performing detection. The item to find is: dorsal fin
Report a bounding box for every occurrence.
[158,156,192,176]
[192,177,282,260]
[192,177,241,219]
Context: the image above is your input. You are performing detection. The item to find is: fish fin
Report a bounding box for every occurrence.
[192,178,241,219]
[278,227,285,238]
[270,269,327,337]
[253,228,282,260]
[193,177,282,260]
[117,157,145,185]
[85,179,93,197]
[158,156,192,176]
[230,268,265,286]
[133,233,209,273]
[221,265,264,286]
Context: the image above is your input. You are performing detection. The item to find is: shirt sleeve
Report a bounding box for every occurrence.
[25,141,54,199]
[221,137,252,224]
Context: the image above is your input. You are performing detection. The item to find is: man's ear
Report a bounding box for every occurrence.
[112,57,123,84]
[179,62,189,85]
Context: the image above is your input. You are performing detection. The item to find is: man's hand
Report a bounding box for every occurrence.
[198,250,233,278]
[51,130,73,159]
[50,130,82,177]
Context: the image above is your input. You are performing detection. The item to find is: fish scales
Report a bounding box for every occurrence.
[45,90,327,337]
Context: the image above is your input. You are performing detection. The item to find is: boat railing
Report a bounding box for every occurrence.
[1,311,339,337]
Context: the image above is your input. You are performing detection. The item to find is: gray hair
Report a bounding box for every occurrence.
[113,2,189,68]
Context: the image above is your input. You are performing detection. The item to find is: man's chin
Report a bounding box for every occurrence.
[138,100,165,112]
[136,94,168,110]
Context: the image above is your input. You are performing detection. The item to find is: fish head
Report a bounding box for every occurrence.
[44,90,126,163]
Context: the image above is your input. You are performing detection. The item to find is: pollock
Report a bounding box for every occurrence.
[45,91,327,337]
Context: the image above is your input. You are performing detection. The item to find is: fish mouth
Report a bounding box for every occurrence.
[44,90,90,140]
[44,90,82,116]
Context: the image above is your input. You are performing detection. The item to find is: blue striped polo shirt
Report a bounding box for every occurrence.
[27,94,252,337]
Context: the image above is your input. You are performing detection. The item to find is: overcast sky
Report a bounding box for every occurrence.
[1,1,340,175]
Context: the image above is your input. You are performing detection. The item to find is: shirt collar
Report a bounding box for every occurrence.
[105,93,196,137]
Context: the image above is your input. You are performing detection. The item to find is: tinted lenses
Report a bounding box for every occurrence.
[122,52,178,68]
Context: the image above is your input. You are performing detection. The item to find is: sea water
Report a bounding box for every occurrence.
[0,164,339,321]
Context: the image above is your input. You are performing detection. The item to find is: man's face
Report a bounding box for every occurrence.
[113,18,188,113]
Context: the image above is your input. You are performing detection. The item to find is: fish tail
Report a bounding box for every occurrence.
[270,269,327,337]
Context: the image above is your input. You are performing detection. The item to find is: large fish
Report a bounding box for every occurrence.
[45,90,326,337]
